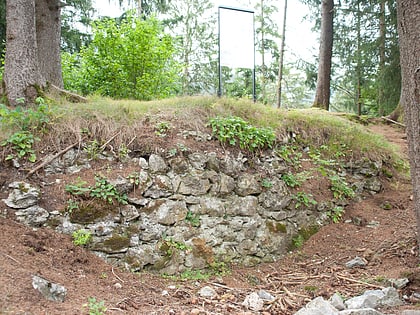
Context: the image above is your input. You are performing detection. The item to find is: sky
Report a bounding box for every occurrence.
[92,0,318,63]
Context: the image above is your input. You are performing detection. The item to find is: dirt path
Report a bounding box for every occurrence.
[0,122,419,315]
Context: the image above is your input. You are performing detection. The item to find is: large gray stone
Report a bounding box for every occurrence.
[338,309,384,315]
[155,200,188,226]
[177,174,211,195]
[32,275,67,302]
[235,173,262,196]
[148,154,168,173]
[4,182,40,209]
[345,290,384,309]
[294,296,339,315]
[226,196,258,216]
[15,205,49,227]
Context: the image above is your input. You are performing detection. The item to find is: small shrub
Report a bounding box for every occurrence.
[327,206,345,223]
[72,229,92,246]
[90,176,128,205]
[209,116,275,152]
[84,297,107,315]
[1,131,39,162]
[185,211,200,227]
[329,174,355,200]
[292,192,317,209]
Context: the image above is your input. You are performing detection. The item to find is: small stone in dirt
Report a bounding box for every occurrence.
[190,309,201,315]
[113,282,122,289]
[401,311,420,315]
[32,275,67,302]
[345,256,367,269]
[387,278,409,289]
[198,286,217,298]
[242,292,264,312]
[257,289,275,301]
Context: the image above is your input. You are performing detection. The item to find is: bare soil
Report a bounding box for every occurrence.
[0,122,419,315]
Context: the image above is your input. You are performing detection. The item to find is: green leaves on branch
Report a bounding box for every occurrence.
[209,116,275,152]
[63,14,179,100]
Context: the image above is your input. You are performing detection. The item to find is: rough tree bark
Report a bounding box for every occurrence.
[397,0,420,254]
[35,0,63,88]
[313,0,334,111]
[3,0,45,106]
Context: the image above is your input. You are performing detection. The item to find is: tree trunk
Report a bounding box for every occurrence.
[397,0,420,254]
[276,0,287,109]
[35,0,63,88]
[3,0,45,106]
[377,0,386,116]
[313,0,334,110]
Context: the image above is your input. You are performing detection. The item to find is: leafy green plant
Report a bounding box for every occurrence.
[327,206,345,223]
[292,234,305,248]
[117,143,130,159]
[83,140,102,160]
[276,145,302,167]
[90,176,128,205]
[0,97,52,132]
[83,297,107,315]
[209,116,275,152]
[261,178,273,188]
[185,211,200,227]
[66,199,79,213]
[72,229,92,246]
[155,121,171,137]
[160,238,191,256]
[1,131,39,162]
[292,192,317,209]
[65,178,90,196]
[329,174,355,200]
[65,176,128,205]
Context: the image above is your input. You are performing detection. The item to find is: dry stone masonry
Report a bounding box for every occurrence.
[2,148,384,275]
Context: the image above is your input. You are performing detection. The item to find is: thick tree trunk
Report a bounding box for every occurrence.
[397,0,420,254]
[35,0,63,88]
[313,0,334,110]
[3,0,45,106]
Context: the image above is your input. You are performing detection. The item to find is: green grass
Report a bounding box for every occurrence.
[0,95,406,172]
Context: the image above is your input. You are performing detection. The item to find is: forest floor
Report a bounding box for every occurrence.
[0,121,419,315]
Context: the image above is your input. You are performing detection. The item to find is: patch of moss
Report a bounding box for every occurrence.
[266,220,287,233]
[69,200,116,224]
[289,225,319,250]
[103,234,130,251]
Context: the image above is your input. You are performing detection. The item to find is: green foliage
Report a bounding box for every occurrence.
[329,174,355,200]
[65,14,179,100]
[160,237,191,256]
[185,211,200,227]
[209,116,275,152]
[1,131,38,162]
[261,178,273,188]
[327,206,345,223]
[0,97,52,132]
[276,145,302,168]
[83,297,107,315]
[72,229,92,246]
[83,139,102,160]
[292,234,305,249]
[292,192,317,209]
[281,171,311,188]
[65,176,128,205]
[90,176,128,205]
[154,121,171,137]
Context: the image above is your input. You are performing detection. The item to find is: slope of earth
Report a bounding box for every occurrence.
[0,121,419,315]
